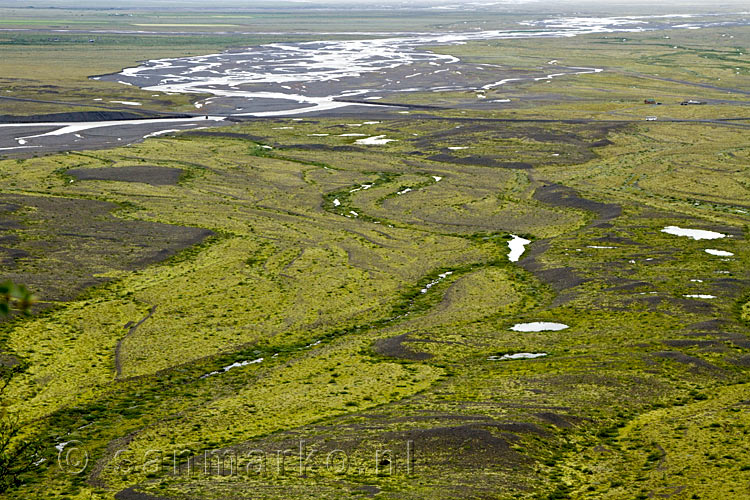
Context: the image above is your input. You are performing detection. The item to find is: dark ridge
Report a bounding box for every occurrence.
[652,351,724,373]
[533,412,577,428]
[687,319,731,331]
[181,130,266,142]
[662,339,723,348]
[332,97,440,109]
[0,111,192,124]
[730,354,750,367]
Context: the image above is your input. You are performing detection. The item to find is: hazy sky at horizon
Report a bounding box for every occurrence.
[1,0,748,6]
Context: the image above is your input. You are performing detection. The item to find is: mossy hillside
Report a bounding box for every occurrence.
[567,383,750,499]
[3,111,748,498]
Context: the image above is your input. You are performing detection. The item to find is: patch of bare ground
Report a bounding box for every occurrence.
[374,333,434,361]
[67,166,182,186]
[532,183,621,222]
[651,351,725,375]
[381,424,528,467]
[518,238,586,293]
[114,487,171,500]
[0,194,212,302]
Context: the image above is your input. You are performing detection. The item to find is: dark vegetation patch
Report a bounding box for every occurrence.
[536,267,588,291]
[661,339,723,348]
[528,265,587,292]
[651,351,724,374]
[67,166,182,186]
[604,280,654,292]
[283,143,365,152]
[0,353,21,367]
[411,122,620,149]
[355,485,380,497]
[712,278,750,293]
[727,337,750,349]
[533,412,577,429]
[181,130,267,142]
[0,194,211,302]
[0,244,29,268]
[493,422,549,435]
[621,296,717,314]
[687,319,731,332]
[594,235,640,245]
[729,354,750,367]
[672,298,718,315]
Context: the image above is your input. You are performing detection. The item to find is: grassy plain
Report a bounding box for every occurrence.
[0,7,749,500]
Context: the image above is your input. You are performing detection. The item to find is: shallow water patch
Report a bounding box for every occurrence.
[661,226,726,240]
[421,271,453,293]
[201,357,263,378]
[488,352,548,361]
[704,249,734,257]
[507,234,531,262]
[510,322,568,332]
[355,135,398,145]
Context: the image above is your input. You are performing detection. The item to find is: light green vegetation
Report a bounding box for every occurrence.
[567,382,750,498]
[0,9,749,500]
[2,110,747,498]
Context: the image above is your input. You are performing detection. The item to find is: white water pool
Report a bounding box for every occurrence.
[488,352,548,361]
[661,226,726,240]
[704,249,734,257]
[507,234,531,262]
[510,322,569,332]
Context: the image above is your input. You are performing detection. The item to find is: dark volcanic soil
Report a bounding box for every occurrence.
[374,333,434,360]
[67,166,183,186]
[533,183,621,222]
[0,110,164,124]
[0,194,212,303]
